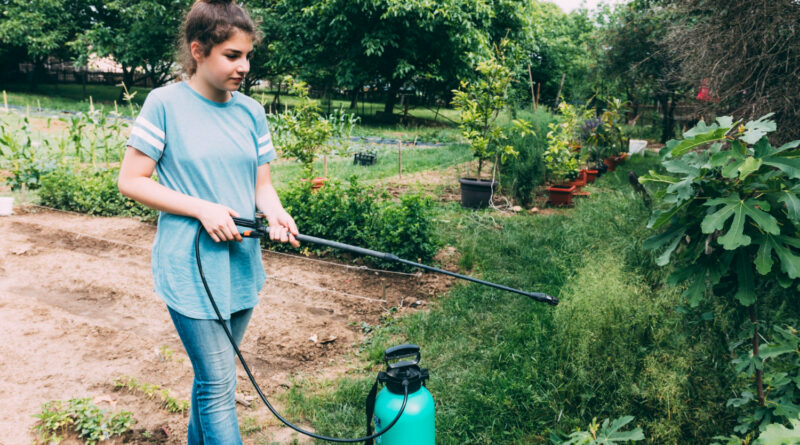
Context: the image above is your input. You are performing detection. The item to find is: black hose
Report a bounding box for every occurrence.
[194,225,408,443]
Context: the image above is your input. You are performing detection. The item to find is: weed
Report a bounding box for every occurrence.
[32,398,134,445]
[113,376,189,414]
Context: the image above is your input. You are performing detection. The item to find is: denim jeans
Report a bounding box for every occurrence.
[168,306,253,445]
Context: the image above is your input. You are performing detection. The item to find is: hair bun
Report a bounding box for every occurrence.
[202,0,233,4]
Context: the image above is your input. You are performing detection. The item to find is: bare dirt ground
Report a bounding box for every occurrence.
[0,207,453,444]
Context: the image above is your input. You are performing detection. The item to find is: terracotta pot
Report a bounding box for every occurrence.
[547,185,576,206]
[584,169,598,183]
[311,177,328,190]
[604,157,617,172]
[566,170,587,190]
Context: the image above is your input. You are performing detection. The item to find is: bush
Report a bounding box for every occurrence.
[500,108,554,206]
[38,166,157,222]
[277,177,439,270]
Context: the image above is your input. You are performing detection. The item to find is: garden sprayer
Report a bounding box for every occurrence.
[193,213,558,443]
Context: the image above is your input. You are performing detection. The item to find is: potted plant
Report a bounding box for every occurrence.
[451,40,528,209]
[544,102,590,206]
[273,77,334,187]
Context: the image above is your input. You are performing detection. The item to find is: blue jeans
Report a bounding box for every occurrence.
[168,306,253,445]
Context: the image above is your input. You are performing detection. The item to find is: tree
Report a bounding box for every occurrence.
[663,0,800,142]
[597,0,684,142]
[269,0,536,120]
[0,0,95,89]
[75,0,190,93]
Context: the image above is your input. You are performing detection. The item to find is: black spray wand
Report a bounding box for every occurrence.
[233,216,558,306]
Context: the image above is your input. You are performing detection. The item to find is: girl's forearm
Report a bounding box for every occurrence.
[119,176,208,219]
[255,183,285,218]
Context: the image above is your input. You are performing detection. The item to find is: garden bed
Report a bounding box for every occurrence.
[0,208,453,444]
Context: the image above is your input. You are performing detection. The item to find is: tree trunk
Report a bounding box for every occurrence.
[750,305,765,406]
[349,87,359,109]
[658,93,677,143]
[383,81,401,118]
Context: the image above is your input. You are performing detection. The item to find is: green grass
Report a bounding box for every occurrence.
[269,143,472,187]
[2,83,150,117]
[279,153,738,444]
[4,85,462,142]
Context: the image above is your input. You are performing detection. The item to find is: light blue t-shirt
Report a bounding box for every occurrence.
[127,82,277,320]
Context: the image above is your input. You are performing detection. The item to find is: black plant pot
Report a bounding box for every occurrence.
[459,177,497,209]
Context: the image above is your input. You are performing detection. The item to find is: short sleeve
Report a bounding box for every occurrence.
[127,92,166,162]
[255,113,277,165]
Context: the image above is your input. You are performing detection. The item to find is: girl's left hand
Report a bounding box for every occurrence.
[267,210,300,248]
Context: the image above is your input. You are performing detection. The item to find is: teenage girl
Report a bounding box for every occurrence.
[117,0,298,442]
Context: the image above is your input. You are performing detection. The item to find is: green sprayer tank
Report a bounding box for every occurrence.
[368,344,435,445]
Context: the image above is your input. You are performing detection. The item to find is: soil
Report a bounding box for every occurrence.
[0,207,454,444]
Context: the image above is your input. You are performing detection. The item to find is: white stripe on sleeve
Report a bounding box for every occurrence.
[258,140,275,156]
[258,134,270,144]
[131,127,165,152]
[135,116,166,141]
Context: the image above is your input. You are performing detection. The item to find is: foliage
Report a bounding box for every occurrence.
[71,0,189,87]
[544,101,593,181]
[271,77,335,178]
[500,108,554,206]
[0,115,57,190]
[32,398,134,445]
[38,166,158,222]
[640,114,800,439]
[663,0,800,142]
[276,177,439,271]
[451,40,530,179]
[266,0,532,115]
[113,376,189,413]
[582,98,630,161]
[640,114,800,307]
[726,323,800,436]
[280,155,741,444]
[552,416,645,445]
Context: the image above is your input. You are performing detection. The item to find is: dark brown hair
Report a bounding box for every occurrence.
[179,0,260,76]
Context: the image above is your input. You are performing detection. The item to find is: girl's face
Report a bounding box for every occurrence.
[190,29,253,102]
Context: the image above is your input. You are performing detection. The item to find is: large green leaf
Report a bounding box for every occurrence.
[702,195,779,250]
[638,171,679,184]
[755,416,800,445]
[741,113,776,145]
[755,238,775,275]
[772,139,800,155]
[763,156,800,180]
[738,157,763,180]
[668,128,729,157]
[777,187,800,221]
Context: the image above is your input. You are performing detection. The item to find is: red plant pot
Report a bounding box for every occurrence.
[584,169,598,183]
[604,157,617,172]
[547,185,576,206]
[311,177,328,190]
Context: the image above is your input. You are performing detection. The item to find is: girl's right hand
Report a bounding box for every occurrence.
[197,201,242,242]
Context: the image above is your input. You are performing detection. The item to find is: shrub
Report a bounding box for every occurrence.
[38,167,157,222]
[500,109,554,206]
[276,177,439,270]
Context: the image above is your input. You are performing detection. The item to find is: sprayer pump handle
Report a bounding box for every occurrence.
[384,344,421,369]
